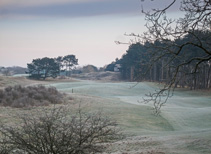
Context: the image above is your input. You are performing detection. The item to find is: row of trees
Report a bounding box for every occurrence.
[111,30,211,90]
[113,0,211,114]
[27,55,78,80]
[0,66,27,76]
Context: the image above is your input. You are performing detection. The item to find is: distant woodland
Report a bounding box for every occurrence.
[0,66,27,76]
[107,30,211,90]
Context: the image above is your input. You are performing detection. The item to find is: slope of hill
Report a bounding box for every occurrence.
[71,71,122,82]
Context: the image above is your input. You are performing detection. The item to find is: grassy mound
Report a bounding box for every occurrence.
[71,71,122,81]
[0,85,65,108]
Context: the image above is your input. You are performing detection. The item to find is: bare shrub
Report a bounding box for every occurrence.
[0,85,65,108]
[0,107,123,154]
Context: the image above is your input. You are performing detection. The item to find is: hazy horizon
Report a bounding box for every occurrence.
[0,0,181,68]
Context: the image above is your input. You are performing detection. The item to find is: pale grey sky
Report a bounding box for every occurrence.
[0,0,181,67]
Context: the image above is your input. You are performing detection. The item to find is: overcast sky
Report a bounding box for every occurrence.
[0,0,181,68]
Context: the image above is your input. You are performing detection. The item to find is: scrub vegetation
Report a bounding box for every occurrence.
[0,76,210,153]
[0,107,122,154]
[0,85,65,108]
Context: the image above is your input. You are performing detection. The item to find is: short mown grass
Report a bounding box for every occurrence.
[70,93,174,136]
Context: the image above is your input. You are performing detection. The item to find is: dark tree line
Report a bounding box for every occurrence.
[142,0,211,114]
[114,30,211,90]
[0,66,27,76]
[114,0,211,114]
[27,55,78,80]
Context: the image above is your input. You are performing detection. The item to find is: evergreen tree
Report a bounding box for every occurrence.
[27,57,60,80]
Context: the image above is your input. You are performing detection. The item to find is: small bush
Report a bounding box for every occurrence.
[0,107,123,154]
[0,85,65,108]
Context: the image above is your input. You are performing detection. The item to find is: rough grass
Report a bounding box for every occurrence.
[50,80,211,154]
[0,85,65,108]
[0,76,211,153]
[0,75,78,89]
[71,71,122,81]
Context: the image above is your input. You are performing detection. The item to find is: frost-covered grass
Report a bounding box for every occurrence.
[50,80,211,153]
[0,85,65,108]
[0,77,211,153]
[51,80,211,131]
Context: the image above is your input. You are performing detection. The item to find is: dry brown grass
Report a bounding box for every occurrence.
[0,85,65,108]
[71,72,122,82]
[0,75,78,89]
[0,106,123,154]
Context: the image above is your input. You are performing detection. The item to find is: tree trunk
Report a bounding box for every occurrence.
[130,66,134,82]
[153,63,156,81]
